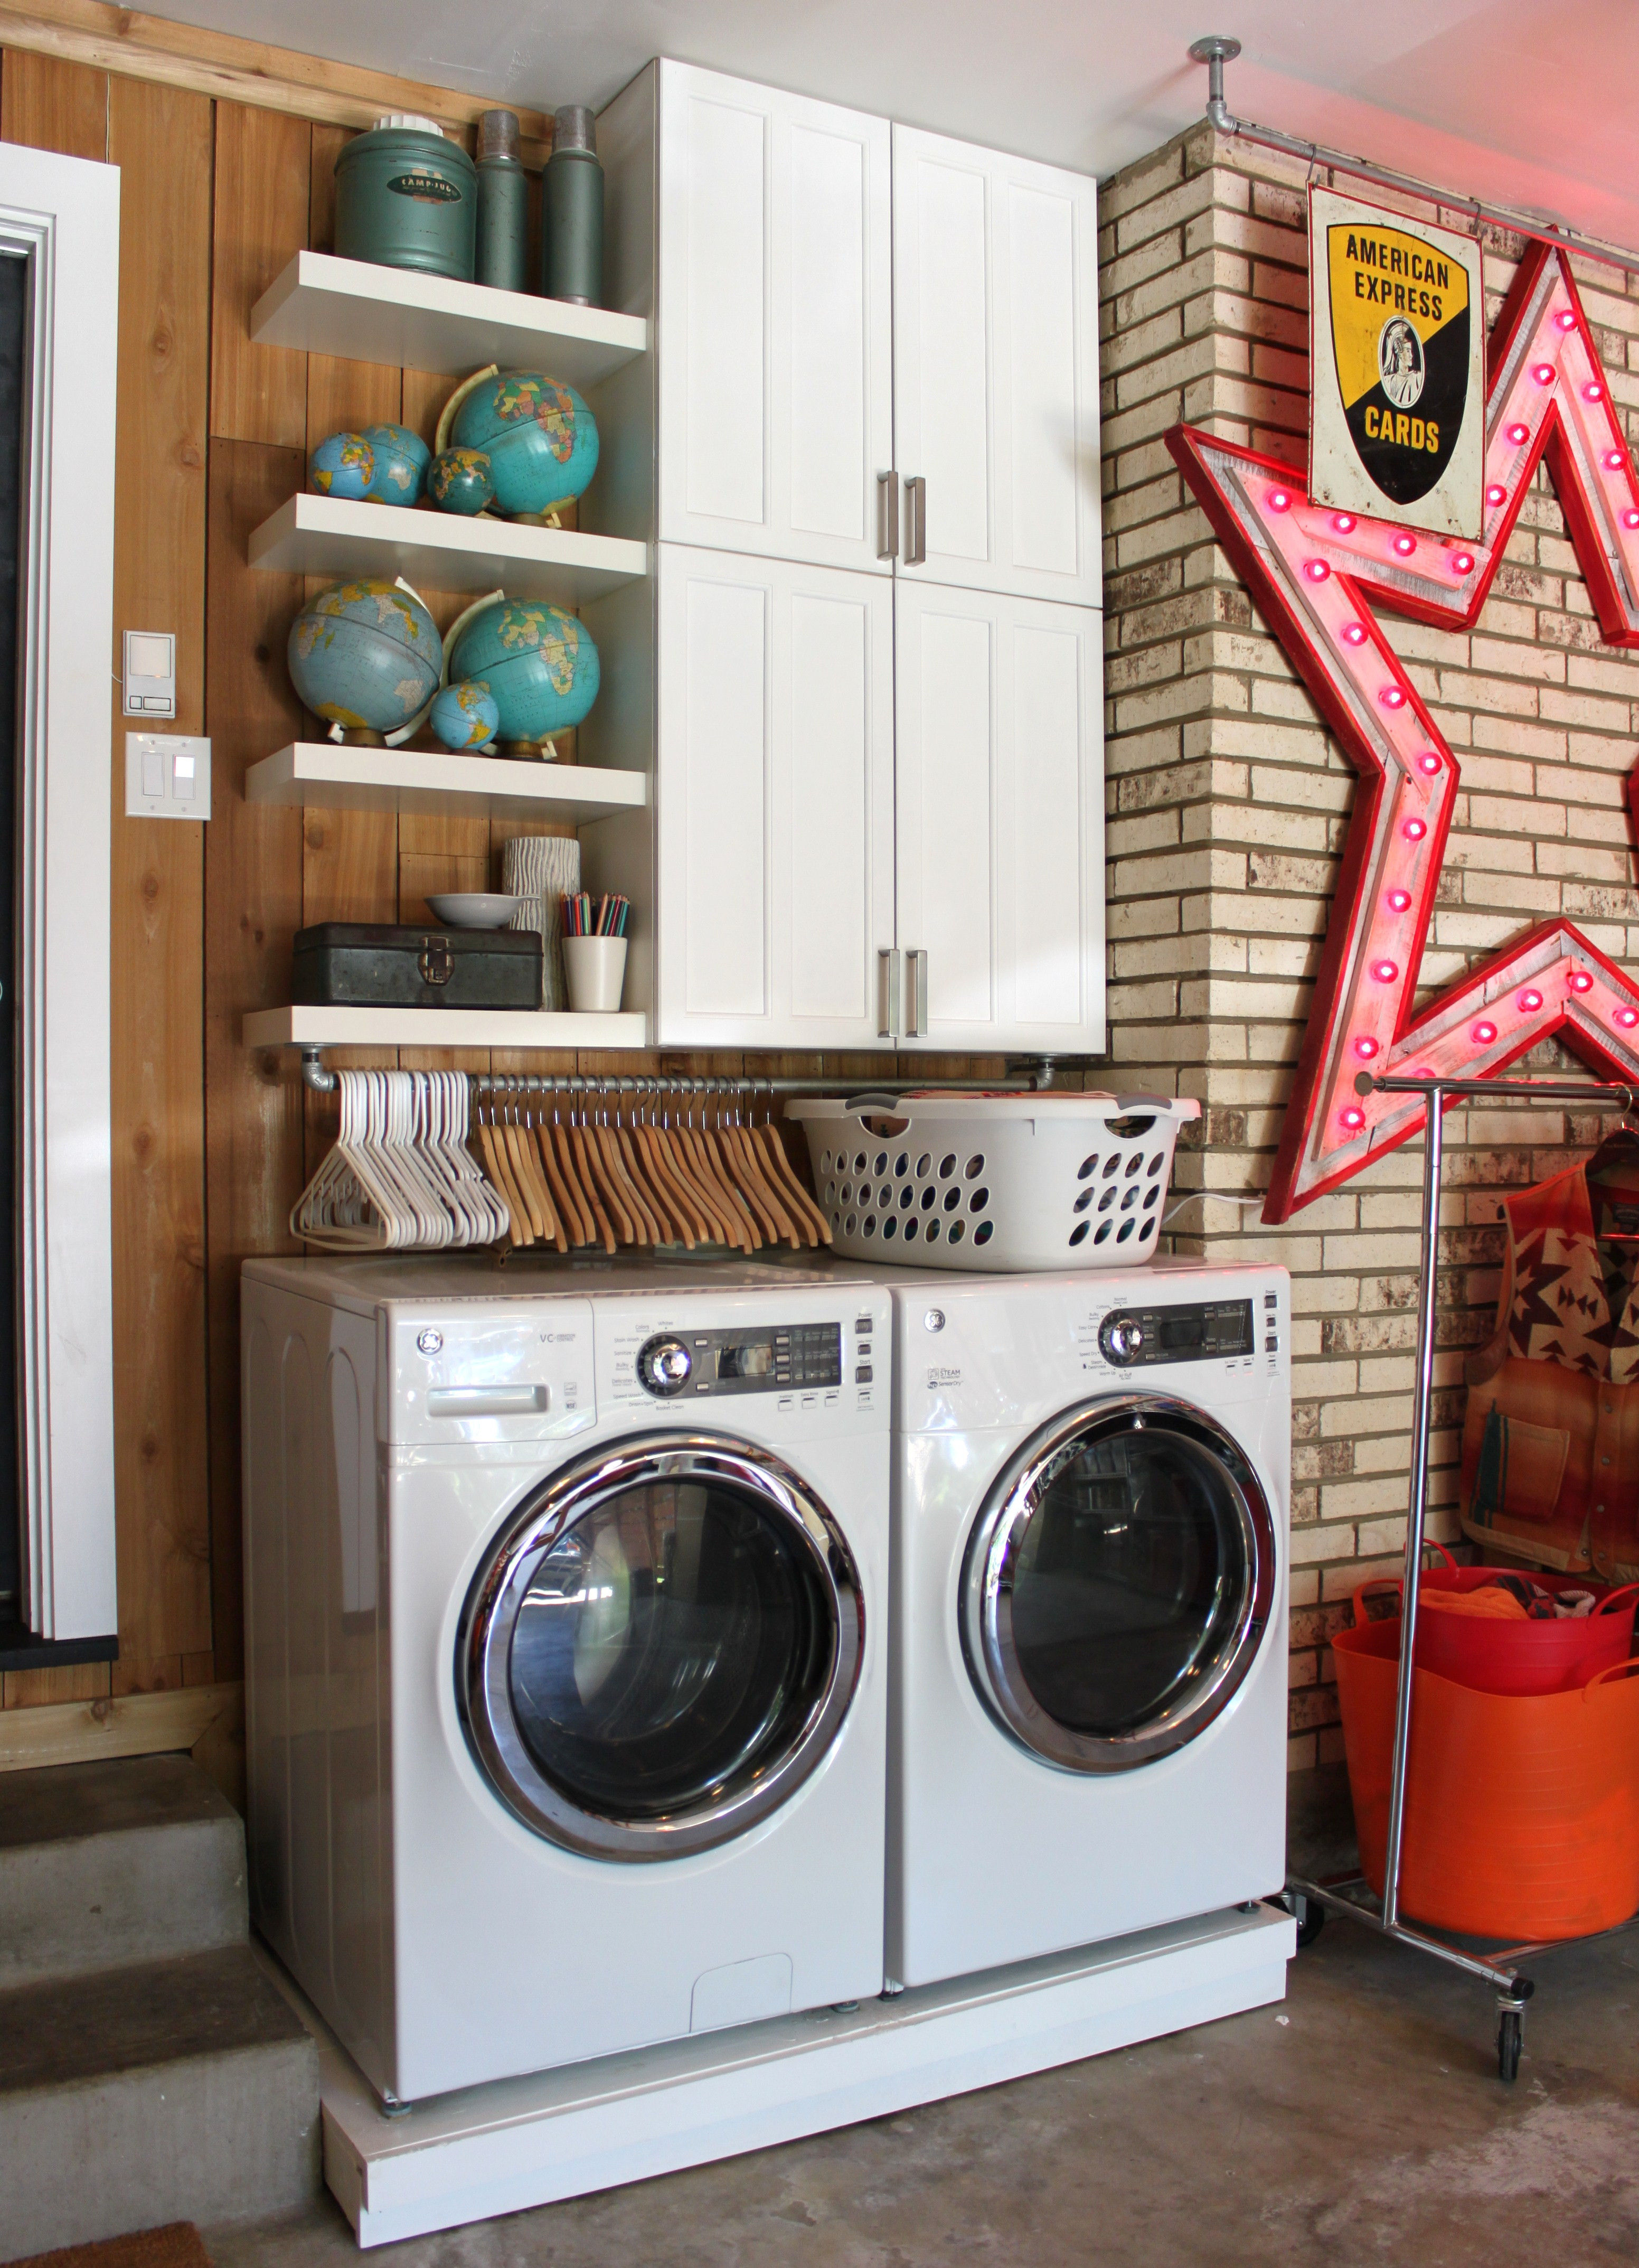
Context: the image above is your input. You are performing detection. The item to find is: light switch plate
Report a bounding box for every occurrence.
[125,733,211,820]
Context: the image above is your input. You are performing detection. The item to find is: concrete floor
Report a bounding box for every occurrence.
[206,1775,1639,2268]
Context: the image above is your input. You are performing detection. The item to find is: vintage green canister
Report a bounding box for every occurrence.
[543,105,603,307]
[335,115,477,283]
[476,109,530,294]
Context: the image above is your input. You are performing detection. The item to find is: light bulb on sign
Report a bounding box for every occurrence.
[1372,959,1399,983]
[1473,1020,1497,1044]
[1354,1036,1379,1059]
[1386,889,1411,912]
[1506,423,1530,445]
[1304,559,1330,583]
[1518,988,1543,1013]
[1403,819,1427,841]
[1393,533,1417,556]
[1533,363,1556,385]
[1570,969,1594,994]
[1342,622,1367,645]
[1340,1107,1365,1130]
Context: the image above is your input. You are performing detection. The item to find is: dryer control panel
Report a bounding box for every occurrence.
[1098,1298,1255,1368]
[637,1322,844,1399]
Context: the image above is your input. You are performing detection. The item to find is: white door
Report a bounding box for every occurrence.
[891,126,1101,606]
[654,544,896,1048]
[893,582,1105,1053]
[657,63,893,575]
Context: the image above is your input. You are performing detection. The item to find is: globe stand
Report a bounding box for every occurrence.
[498,737,561,762]
[331,725,387,748]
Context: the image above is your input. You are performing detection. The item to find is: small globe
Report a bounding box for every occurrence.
[288,579,442,738]
[448,598,599,753]
[360,423,430,504]
[431,679,500,751]
[428,447,494,516]
[449,369,599,519]
[308,424,429,507]
[307,429,375,503]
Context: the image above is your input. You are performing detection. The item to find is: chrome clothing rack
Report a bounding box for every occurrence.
[1284,1071,1639,2082]
[297,1048,1067,1098]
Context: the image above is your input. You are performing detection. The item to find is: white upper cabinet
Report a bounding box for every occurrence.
[657,63,893,574]
[891,126,1100,605]
[893,581,1105,1053]
[653,545,896,1047]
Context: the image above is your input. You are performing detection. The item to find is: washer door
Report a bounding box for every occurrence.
[458,1432,863,1859]
[962,1394,1276,1773]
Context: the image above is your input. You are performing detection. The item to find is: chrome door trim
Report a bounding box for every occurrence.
[457,1431,864,1860]
[960,1393,1277,1775]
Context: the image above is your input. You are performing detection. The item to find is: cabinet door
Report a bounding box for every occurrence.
[892,126,1100,605]
[657,63,893,574]
[894,581,1104,1053]
[655,544,896,1048]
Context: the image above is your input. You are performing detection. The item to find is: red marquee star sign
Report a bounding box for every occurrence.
[1169,241,1639,1223]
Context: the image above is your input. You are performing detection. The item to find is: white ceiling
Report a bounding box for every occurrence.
[145,0,1639,255]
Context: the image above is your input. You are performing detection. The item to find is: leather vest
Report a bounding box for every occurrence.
[1460,1159,1639,1583]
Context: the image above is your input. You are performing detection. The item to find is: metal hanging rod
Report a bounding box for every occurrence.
[1355,1070,1637,1105]
[296,1048,1064,1098]
[1189,34,1639,283]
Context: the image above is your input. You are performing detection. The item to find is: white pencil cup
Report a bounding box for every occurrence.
[562,935,627,1013]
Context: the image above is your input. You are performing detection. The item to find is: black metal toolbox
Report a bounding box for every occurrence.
[290,923,543,1010]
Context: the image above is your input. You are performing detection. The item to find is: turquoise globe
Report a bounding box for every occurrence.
[448,598,599,753]
[288,579,442,738]
[308,424,429,507]
[428,447,494,516]
[430,679,500,751]
[360,423,430,504]
[449,370,599,520]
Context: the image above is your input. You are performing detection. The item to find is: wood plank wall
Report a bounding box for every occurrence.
[0,44,1017,1736]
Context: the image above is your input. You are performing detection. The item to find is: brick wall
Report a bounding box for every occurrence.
[1099,121,1639,1766]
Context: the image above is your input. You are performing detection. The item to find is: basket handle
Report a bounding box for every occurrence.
[1350,1539,1458,1627]
[1595,1582,1639,1617]
[1585,1655,1639,1693]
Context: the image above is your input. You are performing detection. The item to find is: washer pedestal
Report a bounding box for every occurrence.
[305,1904,1294,2247]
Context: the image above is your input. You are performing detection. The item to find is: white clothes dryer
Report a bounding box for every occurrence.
[241,1254,890,2105]
[887,1259,1291,1989]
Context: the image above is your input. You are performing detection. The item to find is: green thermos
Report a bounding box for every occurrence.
[543,104,604,308]
[335,115,476,282]
[475,109,529,294]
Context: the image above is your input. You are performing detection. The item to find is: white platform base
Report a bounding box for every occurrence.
[314,1904,1294,2246]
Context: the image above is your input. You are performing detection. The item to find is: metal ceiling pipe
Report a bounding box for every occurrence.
[1187,33,1639,282]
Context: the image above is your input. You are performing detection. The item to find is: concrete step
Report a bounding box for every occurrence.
[0,1756,248,1987]
[0,1943,321,2258]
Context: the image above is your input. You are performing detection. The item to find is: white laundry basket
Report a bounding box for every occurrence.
[787,1092,1202,1272]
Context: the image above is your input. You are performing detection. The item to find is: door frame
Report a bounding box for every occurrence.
[5,140,119,1642]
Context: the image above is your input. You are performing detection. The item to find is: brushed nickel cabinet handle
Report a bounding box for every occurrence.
[903,475,927,566]
[875,471,899,559]
[877,947,902,1039]
[908,948,928,1036]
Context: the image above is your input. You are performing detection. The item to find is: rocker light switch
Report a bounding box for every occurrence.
[125,733,211,821]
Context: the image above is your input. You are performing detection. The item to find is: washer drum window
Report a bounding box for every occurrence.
[458,1433,864,1859]
[961,1394,1276,1773]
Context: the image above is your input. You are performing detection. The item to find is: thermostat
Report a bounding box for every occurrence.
[123,630,176,717]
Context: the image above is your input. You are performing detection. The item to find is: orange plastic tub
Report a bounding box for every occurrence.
[1333,1618,1639,1941]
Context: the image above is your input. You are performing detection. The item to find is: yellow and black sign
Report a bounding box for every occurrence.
[1308,186,1484,539]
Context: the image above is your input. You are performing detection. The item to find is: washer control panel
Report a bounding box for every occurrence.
[1097,1298,1255,1368]
[636,1322,843,1399]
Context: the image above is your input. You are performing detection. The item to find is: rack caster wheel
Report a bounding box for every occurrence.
[1279,1890,1325,1948]
[1496,2005,1522,2082]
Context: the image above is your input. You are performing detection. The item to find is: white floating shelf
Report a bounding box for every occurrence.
[244,1006,646,1051]
[248,492,648,605]
[250,250,648,389]
[245,743,647,822]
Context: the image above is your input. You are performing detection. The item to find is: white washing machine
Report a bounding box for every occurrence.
[241,1254,891,2105]
[888,1258,1291,1989]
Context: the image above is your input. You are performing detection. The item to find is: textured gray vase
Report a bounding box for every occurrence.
[503,834,581,1008]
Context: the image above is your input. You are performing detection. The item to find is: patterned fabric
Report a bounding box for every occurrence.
[1504,1163,1639,1383]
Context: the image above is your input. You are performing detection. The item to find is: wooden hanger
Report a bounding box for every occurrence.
[755,1100,830,1245]
[515,1102,566,1252]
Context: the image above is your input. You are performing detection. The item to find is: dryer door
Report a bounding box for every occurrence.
[458,1432,863,1859]
[962,1393,1276,1773]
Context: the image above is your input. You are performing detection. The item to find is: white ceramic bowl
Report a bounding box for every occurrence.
[425,893,529,930]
